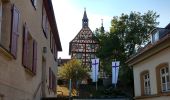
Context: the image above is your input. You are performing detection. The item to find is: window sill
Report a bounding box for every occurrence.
[159,92,170,96]
[134,92,170,99]
[134,94,159,99]
[0,45,13,60]
[2,0,10,3]
[24,67,35,76]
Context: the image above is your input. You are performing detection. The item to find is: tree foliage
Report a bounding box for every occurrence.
[110,11,159,56]
[59,59,89,82]
[94,11,159,91]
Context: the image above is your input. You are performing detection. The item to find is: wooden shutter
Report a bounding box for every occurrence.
[22,24,29,68]
[54,44,57,60]
[32,40,37,74]
[53,73,56,93]
[49,68,52,89]
[52,72,55,91]
[10,5,20,58]
[50,31,52,51]
[42,7,47,37]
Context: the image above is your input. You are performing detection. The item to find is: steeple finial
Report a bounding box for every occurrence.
[82,8,88,28]
[101,19,105,33]
[101,19,103,26]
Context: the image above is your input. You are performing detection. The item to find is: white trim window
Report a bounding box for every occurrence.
[160,67,170,92]
[143,73,151,95]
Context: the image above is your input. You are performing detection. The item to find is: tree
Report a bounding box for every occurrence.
[59,59,89,83]
[110,11,159,56]
[94,11,159,97]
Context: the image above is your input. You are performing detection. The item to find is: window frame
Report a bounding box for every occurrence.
[160,66,170,92]
[42,6,48,38]
[156,63,170,95]
[140,70,151,96]
[152,30,159,43]
[22,24,37,75]
[143,73,151,95]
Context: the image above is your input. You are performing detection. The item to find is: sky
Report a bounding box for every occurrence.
[51,0,170,59]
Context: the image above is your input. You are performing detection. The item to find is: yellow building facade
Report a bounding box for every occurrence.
[0,0,62,100]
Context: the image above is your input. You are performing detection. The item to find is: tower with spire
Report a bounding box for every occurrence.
[100,19,105,33]
[82,8,88,28]
[69,9,99,68]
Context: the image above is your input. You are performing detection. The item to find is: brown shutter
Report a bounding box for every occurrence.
[53,73,56,93]
[50,31,52,51]
[52,72,55,91]
[42,7,47,38]
[10,5,20,58]
[22,24,29,68]
[53,38,55,54]
[54,44,57,60]
[49,68,52,89]
[32,40,37,74]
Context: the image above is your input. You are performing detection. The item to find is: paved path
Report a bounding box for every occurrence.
[73,98,130,100]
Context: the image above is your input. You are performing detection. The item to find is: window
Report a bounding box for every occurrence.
[140,70,151,96]
[49,68,52,89]
[0,3,19,59]
[31,0,37,8]
[49,68,56,93]
[50,31,53,52]
[42,7,49,38]
[152,30,159,43]
[160,67,170,92]
[22,24,37,74]
[156,63,170,94]
[54,42,57,61]
[10,5,20,58]
[143,73,151,95]
[76,53,82,59]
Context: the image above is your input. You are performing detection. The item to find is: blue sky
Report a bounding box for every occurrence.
[52,0,170,59]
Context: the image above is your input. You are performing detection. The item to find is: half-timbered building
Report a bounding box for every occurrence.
[69,9,99,68]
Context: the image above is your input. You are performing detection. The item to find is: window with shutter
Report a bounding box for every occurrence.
[0,1,2,42]
[10,5,20,58]
[54,44,57,61]
[22,24,36,75]
[52,72,56,92]
[49,68,52,89]
[32,40,37,74]
[22,24,29,67]
[42,6,48,38]
[50,31,53,52]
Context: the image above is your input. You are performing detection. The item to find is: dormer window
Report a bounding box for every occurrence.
[151,30,159,43]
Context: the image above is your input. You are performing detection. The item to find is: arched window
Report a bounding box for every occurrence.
[140,70,151,96]
[156,63,170,94]
[160,66,170,92]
